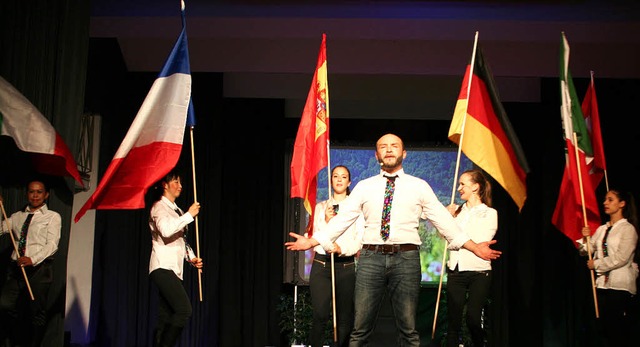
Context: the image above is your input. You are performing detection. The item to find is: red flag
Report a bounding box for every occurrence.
[75,9,192,223]
[290,33,329,237]
[552,33,601,246]
[581,73,606,189]
[448,44,529,211]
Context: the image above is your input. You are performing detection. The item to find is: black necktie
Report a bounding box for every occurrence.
[602,225,613,282]
[174,208,188,233]
[174,208,193,260]
[18,213,34,257]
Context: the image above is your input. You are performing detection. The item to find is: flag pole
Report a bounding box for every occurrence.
[0,201,35,300]
[432,31,480,340]
[572,132,599,318]
[326,142,339,345]
[189,126,203,302]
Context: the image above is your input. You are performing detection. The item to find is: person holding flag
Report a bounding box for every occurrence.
[578,189,638,347]
[308,165,364,347]
[148,169,202,347]
[0,179,61,347]
[286,133,502,347]
[445,169,497,347]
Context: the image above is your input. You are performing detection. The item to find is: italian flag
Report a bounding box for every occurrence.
[551,33,601,246]
[290,33,330,236]
[0,76,83,186]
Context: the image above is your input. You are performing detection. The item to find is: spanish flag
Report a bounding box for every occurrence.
[290,33,329,236]
[448,40,529,211]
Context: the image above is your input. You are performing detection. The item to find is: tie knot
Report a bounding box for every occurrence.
[384,175,397,182]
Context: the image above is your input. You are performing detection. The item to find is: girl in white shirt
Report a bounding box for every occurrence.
[148,170,202,347]
[309,165,364,347]
[445,169,497,347]
[580,189,638,347]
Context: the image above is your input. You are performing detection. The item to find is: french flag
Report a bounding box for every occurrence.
[75,3,192,223]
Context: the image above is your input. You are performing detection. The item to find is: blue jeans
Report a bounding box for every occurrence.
[350,249,421,347]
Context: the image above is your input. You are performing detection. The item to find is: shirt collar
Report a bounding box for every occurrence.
[160,196,179,210]
[380,168,404,179]
[26,204,48,214]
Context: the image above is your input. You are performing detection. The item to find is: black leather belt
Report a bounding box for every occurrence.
[314,254,355,263]
[362,244,420,254]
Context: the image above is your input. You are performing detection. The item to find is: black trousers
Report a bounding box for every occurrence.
[150,268,192,329]
[597,288,635,347]
[309,254,356,347]
[446,268,492,347]
[0,261,53,346]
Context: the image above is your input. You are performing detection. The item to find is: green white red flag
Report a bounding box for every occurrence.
[551,33,601,246]
[290,34,329,236]
[0,76,83,186]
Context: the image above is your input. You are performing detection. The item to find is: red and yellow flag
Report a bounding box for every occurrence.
[290,33,329,236]
[448,45,529,211]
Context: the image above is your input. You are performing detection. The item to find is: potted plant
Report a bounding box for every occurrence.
[278,285,337,347]
[278,287,313,346]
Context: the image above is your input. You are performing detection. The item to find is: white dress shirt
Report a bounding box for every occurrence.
[312,198,364,256]
[447,203,497,271]
[314,169,469,251]
[1,204,60,265]
[577,218,639,294]
[149,196,195,280]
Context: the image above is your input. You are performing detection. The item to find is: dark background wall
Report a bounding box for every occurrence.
[2,1,640,346]
[83,34,640,346]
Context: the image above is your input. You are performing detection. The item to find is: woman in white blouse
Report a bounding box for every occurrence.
[580,189,638,347]
[308,165,364,347]
[445,169,497,347]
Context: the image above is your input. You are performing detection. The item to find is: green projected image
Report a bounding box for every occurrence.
[300,146,473,285]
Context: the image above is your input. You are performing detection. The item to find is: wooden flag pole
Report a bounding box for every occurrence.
[572,132,599,318]
[325,141,338,345]
[432,31,480,341]
[189,126,203,302]
[0,201,35,301]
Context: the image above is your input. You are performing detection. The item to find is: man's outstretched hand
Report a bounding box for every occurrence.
[284,232,316,251]
[474,240,502,261]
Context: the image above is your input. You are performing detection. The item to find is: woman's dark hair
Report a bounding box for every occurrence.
[455,168,492,216]
[160,169,181,187]
[150,169,182,201]
[332,165,352,195]
[609,189,639,231]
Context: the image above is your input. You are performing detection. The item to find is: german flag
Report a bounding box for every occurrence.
[448,44,529,211]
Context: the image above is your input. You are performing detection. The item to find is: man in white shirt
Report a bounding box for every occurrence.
[0,179,60,347]
[286,133,502,346]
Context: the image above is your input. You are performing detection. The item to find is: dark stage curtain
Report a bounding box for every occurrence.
[0,1,89,347]
[87,63,640,346]
[85,39,640,347]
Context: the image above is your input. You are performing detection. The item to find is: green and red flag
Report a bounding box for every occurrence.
[290,33,329,236]
[551,33,601,246]
[581,72,607,189]
[448,45,529,211]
